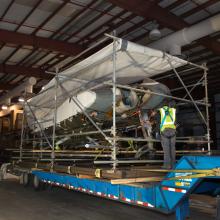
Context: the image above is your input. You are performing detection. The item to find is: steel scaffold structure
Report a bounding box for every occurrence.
[17,35,211,168]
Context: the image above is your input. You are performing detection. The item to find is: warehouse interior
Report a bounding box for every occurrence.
[0,0,220,220]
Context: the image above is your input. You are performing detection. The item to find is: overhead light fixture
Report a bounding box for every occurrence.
[1,105,8,110]
[149,28,161,40]
[149,21,161,40]
[18,97,25,102]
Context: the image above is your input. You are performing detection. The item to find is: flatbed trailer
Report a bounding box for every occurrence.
[2,155,220,220]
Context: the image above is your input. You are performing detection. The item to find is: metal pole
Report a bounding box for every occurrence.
[112,30,117,170]
[19,98,26,162]
[20,129,112,141]
[108,136,210,144]
[204,67,211,154]
[40,132,43,159]
[94,160,163,165]
[51,67,59,168]
[33,133,36,160]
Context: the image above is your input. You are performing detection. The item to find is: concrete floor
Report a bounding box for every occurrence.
[0,180,215,220]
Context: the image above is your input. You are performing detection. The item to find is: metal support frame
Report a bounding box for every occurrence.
[25,101,52,148]
[51,68,59,167]
[166,57,211,153]
[167,57,207,126]
[112,30,117,169]
[19,97,53,162]
[18,35,211,163]
[44,66,113,166]
[19,92,26,162]
[204,67,211,154]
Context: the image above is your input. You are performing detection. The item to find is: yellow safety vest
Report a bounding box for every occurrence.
[159,106,176,132]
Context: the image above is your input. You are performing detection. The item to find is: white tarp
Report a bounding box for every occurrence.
[25,38,188,130]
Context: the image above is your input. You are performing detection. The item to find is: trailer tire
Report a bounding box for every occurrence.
[19,175,23,184]
[0,171,3,181]
[22,172,30,187]
[33,175,43,191]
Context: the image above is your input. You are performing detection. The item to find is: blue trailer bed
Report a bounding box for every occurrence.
[18,156,219,220]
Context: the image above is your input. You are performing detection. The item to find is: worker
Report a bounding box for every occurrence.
[151,101,176,169]
[159,101,176,169]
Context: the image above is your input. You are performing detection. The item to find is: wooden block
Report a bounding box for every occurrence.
[111,176,164,185]
[77,174,95,179]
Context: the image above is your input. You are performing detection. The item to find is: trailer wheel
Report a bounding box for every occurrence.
[33,175,43,191]
[22,172,30,187]
[19,175,23,184]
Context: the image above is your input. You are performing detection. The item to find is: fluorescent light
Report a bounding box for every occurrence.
[2,105,8,110]
[18,97,25,102]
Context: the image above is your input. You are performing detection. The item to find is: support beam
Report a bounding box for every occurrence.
[0,83,15,90]
[180,0,219,19]
[166,0,188,11]
[107,0,186,30]
[198,37,220,55]
[108,0,220,55]
[0,64,53,79]
[0,29,84,56]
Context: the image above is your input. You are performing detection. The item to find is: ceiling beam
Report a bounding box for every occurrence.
[165,0,188,11]
[107,0,186,30]
[0,64,53,80]
[0,83,15,91]
[108,0,220,55]
[180,0,219,19]
[0,29,84,56]
[198,37,220,55]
